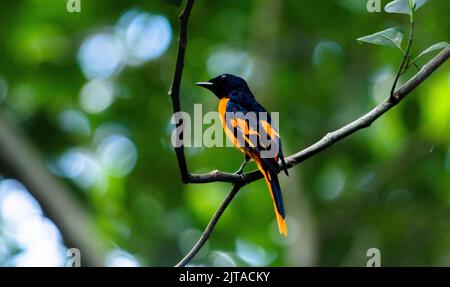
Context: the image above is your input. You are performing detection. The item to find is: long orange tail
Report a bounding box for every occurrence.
[256,160,287,236]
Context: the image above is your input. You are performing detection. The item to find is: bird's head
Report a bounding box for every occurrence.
[196,74,248,99]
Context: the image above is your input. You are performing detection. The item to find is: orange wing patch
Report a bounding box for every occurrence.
[219,98,257,149]
[261,120,279,138]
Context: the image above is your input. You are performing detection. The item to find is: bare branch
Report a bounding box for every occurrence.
[189,171,244,184]
[175,184,242,267]
[168,0,195,183]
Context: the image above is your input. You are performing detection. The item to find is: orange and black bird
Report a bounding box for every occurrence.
[197,74,289,236]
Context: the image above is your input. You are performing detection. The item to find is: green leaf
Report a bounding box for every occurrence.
[412,42,449,62]
[357,27,404,51]
[385,0,429,15]
[162,0,183,7]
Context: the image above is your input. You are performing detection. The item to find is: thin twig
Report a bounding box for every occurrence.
[175,184,243,267]
[168,0,195,183]
[390,11,415,99]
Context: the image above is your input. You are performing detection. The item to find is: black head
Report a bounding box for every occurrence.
[196,74,249,98]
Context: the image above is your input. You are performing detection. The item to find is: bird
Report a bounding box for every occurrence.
[196,74,289,236]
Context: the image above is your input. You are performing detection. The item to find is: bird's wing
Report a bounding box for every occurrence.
[224,99,280,174]
[230,90,289,176]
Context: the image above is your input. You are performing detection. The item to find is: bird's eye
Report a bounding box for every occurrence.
[221,75,227,79]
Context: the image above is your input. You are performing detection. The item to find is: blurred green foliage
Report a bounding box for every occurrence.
[0,0,449,266]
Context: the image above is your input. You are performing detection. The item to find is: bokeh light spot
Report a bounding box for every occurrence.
[96,134,138,177]
[0,180,43,226]
[313,40,344,66]
[236,239,274,266]
[211,251,236,267]
[79,80,115,114]
[0,179,66,266]
[78,33,124,79]
[117,10,172,66]
[316,166,346,201]
[57,148,102,189]
[207,47,253,78]
[58,109,91,136]
[92,122,131,146]
[106,249,140,267]
[370,67,394,103]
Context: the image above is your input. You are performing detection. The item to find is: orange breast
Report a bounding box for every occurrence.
[218,97,229,128]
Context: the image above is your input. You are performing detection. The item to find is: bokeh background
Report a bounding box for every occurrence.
[0,0,449,266]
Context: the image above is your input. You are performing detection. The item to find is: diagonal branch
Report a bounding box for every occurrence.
[175,184,243,267]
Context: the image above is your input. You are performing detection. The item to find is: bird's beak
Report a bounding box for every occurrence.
[196,81,214,90]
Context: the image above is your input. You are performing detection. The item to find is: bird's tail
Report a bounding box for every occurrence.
[256,159,287,236]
